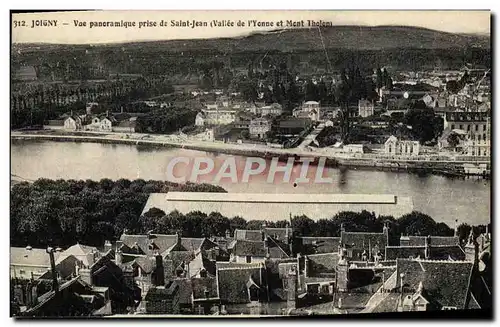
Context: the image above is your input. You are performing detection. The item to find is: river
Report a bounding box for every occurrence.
[11,140,490,226]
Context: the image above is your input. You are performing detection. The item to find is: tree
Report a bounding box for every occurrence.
[240,129,250,139]
[404,108,443,144]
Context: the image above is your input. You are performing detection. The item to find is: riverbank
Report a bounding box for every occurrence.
[11,131,490,178]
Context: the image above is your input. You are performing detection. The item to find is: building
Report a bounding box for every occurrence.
[358,100,374,118]
[216,262,267,304]
[249,118,271,138]
[340,224,389,261]
[195,109,237,126]
[63,116,83,131]
[278,118,311,136]
[141,192,414,222]
[11,246,61,280]
[384,135,420,156]
[260,103,283,116]
[143,282,180,314]
[443,112,490,156]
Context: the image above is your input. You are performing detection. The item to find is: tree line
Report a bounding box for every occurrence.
[10,179,226,248]
[11,178,488,249]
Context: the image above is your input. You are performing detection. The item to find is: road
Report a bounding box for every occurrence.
[298,123,325,149]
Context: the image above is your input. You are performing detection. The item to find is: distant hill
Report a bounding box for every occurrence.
[12,25,490,53]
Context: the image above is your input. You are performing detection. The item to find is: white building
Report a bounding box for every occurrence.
[384,135,420,156]
[64,116,82,131]
[195,109,237,126]
[358,100,374,118]
[249,118,271,138]
[260,103,283,116]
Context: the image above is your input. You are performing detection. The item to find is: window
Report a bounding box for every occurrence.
[246,256,252,263]
[451,124,455,130]
[459,124,463,130]
[19,269,25,275]
[483,125,487,131]
[467,125,471,131]
[475,125,479,131]
[442,306,457,310]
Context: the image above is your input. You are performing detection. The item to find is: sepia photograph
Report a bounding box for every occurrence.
[9,9,491,318]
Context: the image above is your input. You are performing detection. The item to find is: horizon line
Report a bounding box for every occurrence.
[11,24,491,46]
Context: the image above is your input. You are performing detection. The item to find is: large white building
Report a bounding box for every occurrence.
[141,192,414,220]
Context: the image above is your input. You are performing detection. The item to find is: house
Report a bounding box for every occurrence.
[384,135,420,156]
[64,116,83,131]
[393,258,476,311]
[278,118,311,136]
[143,282,180,314]
[22,276,111,317]
[443,112,490,156]
[249,118,271,138]
[216,262,268,304]
[358,100,374,118]
[195,109,237,126]
[230,237,291,263]
[99,116,117,132]
[57,243,101,268]
[339,223,389,261]
[302,101,320,112]
[260,103,283,116]
[298,237,341,254]
[195,112,205,126]
[113,119,137,133]
[11,246,61,280]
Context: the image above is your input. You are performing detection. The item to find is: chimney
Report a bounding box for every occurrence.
[454,220,458,237]
[104,240,112,253]
[115,249,123,265]
[79,268,92,286]
[424,235,431,259]
[176,233,182,248]
[155,253,165,286]
[46,247,59,293]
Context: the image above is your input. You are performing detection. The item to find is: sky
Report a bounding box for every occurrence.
[11,10,490,44]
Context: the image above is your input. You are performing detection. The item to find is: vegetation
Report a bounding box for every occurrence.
[10,179,226,248]
[11,179,489,249]
[134,107,198,134]
[138,207,465,246]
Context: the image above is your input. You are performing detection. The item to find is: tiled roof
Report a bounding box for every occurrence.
[385,245,465,261]
[172,279,193,305]
[341,231,387,251]
[133,256,156,274]
[164,251,195,276]
[307,253,339,276]
[395,259,473,309]
[217,265,264,303]
[404,236,459,246]
[38,255,80,280]
[119,234,178,256]
[192,277,219,300]
[11,247,60,268]
[299,237,340,254]
[188,252,216,278]
[234,229,262,242]
[232,240,267,257]
[144,283,178,301]
[264,227,293,243]
[58,243,98,267]
[180,238,205,252]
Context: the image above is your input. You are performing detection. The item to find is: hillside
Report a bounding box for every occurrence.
[12,25,490,53]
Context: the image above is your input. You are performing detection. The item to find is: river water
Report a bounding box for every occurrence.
[11,140,490,226]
